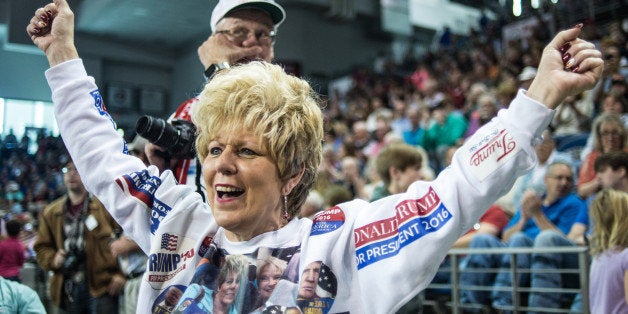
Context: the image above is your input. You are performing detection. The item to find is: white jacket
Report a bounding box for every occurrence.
[47,59,553,314]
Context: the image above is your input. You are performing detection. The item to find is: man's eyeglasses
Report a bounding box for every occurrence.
[214,27,276,45]
[61,167,77,174]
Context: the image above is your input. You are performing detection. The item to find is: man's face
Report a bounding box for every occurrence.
[602,96,623,115]
[216,9,275,62]
[298,261,321,299]
[597,166,626,190]
[478,99,497,120]
[604,46,620,72]
[534,132,555,164]
[544,164,574,199]
[164,287,182,306]
[62,162,85,193]
[394,164,423,192]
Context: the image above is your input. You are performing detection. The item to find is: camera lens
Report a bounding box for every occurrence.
[135,115,197,159]
[136,116,181,149]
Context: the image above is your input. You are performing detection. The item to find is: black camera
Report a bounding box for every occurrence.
[61,251,83,276]
[136,115,197,160]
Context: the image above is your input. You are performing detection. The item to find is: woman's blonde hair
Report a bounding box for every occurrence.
[589,189,628,256]
[192,61,324,217]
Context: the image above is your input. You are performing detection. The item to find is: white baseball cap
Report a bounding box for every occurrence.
[211,0,286,32]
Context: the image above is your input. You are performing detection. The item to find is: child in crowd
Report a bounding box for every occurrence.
[588,189,628,313]
[0,220,26,282]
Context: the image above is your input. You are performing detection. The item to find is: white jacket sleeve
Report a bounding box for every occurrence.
[46,59,204,253]
[301,90,554,313]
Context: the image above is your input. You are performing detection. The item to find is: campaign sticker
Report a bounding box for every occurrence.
[310,206,345,236]
[147,233,196,290]
[463,128,520,182]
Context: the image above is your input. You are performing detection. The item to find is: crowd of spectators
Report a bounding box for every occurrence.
[316,17,626,212]
[0,14,626,312]
[0,129,69,249]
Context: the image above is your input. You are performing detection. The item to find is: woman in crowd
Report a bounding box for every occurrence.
[588,189,628,313]
[577,113,627,199]
[26,0,602,312]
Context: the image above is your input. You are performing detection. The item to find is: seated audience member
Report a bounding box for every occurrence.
[423,97,468,172]
[550,92,593,140]
[580,89,627,156]
[0,275,46,312]
[402,106,426,147]
[460,162,586,310]
[592,39,625,106]
[339,156,368,200]
[363,117,393,159]
[463,92,500,139]
[453,205,510,249]
[601,90,627,128]
[588,189,628,314]
[580,89,628,158]
[425,203,510,311]
[462,83,489,117]
[370,143,424,201]
[518,66,537,90]
[594,151,628,193]
[497,129,574,215]
[412,144,435,181]
[321,185,352,208]
[315,145,343,193]
[0,220,25,282]
[577,113,627,199]
[365,97,392,132]
[528,150,628,312]
[360,157,381,200]
[347,120,371,164]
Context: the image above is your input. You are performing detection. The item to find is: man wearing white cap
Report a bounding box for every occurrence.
[518,66,537,90]
[201,0,285,77]
[148,0,286,197]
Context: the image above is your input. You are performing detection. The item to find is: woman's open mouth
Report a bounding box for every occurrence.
[216,186,244,199]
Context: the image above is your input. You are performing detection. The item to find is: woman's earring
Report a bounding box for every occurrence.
[282,194,290,221]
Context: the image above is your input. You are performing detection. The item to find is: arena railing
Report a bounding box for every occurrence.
[423,246,590,314]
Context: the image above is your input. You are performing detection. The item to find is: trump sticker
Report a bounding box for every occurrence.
[463,128,520,182]
[310,206,345,236]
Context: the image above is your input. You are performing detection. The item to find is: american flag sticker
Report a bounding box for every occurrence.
[160,233,179,251]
